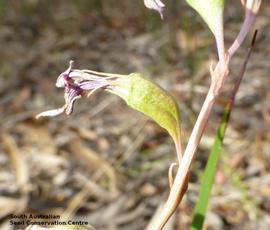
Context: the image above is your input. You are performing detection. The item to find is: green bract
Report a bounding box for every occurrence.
[109,73,181,146]
[186,0,225,35]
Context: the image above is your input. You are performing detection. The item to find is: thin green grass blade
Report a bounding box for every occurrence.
[190,102,230,230]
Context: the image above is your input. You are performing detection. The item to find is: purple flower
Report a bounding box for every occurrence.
[36,61,109,118]
[144,0,165,19]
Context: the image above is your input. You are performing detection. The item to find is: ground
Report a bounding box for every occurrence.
[0,1,269,230]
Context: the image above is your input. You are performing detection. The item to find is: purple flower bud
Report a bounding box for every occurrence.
[36,61,109,119]
[144,0,165,19]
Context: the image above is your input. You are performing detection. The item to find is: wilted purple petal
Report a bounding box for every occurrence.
[36,106,66,119]
[36,61,111,118]
[78,79,108,90]
[65,93,81,115]
[62,83,82,115]
[144,0,165,19]
[244,0,261,14]
[56,60,74,88]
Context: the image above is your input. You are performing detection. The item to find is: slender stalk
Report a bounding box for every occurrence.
[148,66,229,229]
[175,139,182,163]
[190,30,257,230]
[215,17,226,67]
[216,34,226,67]
[228,0,261,58]
[147,1,261,228]
[228,10,255,58]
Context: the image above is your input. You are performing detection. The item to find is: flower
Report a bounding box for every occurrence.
[144,0,165,19]
[36,61,110,118]
[242,0,261,14]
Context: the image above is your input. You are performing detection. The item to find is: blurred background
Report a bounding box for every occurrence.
[0,0,269,229]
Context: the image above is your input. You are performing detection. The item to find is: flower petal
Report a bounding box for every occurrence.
[56,60,74,88]
[36,106,66,119]
[65,94,81,115]
[78,80,108,91]
[144,0,165,19]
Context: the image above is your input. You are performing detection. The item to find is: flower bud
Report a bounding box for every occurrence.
[144,0,165,19]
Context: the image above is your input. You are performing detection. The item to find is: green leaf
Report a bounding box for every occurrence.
[109,73,181,146]
[186,0,225,35]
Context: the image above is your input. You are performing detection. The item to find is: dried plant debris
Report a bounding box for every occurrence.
[0,1,269,230]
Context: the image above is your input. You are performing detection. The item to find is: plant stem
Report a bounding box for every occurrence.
[148,65,229,229]
[148,31,257,230]
[147,1,260,228]
[215,19,226,67]
[190,30,257,230]
[228,10,255,58]
[175,139,182,163]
